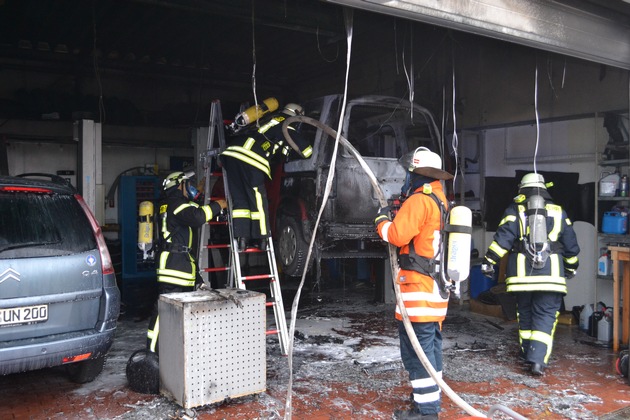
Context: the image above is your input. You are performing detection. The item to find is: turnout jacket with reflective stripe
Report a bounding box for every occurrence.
[484,194,580,294]
[376,181,449,323]
[221,112,313,178]
[156,188,221,287]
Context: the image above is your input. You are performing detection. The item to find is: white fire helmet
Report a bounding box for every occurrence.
[283,103,304,117]
[403,147,454,180]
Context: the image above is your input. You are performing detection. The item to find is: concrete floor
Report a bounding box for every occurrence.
[1,286,630,420]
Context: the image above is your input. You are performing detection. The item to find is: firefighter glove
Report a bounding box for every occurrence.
[565,267,576,279]
[480,258,494,277]
[374,206,391,226]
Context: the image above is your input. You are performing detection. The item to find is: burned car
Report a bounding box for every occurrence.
[270,95,443,279]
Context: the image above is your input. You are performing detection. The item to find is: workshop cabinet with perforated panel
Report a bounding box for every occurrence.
[118,175,160,314]
[158,289,266,409]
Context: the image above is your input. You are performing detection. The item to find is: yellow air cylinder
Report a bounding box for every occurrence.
[446,206,472,282]
[138,200,154,260]
[235,97,279,127]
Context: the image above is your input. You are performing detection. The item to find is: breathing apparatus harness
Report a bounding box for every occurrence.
[396,183,470,299]
[515,188,559,270]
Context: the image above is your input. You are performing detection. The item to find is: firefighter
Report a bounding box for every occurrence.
[374,147,454,420]
[480,173,580,376]
[220,102,313,251]
[146,170,227,353]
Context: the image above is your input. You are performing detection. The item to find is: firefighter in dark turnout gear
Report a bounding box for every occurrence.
[220,103,312,251]
[480,173,580,376]
[146,171,227,353]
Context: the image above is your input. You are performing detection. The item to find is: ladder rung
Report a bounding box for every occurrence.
[208,221,228,225]
[203,267,230,272]
[266,329,279,336]
[210,195,225,201]
[210,171,223,177]
[205,244,230,249]
[265,302,275,307]
[240,273,274,281]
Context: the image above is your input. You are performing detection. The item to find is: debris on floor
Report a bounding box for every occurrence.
[0,287,629,419]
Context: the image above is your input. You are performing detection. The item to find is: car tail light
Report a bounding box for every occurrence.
[0,186,52,193]
[63,352,92,364]
[75,194,115,275]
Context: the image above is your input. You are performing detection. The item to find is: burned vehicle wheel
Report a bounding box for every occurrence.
[277,216,310,277]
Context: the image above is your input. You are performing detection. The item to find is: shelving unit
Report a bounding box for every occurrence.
[457,130,486,261]
[594,112,630,306]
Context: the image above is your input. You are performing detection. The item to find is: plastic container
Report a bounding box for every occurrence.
[598,253,612,276]
[602,211,627,234]
[600,172,620,197]
[579,304,593,332]
[598,314,613,342]
[469,265,497,299]
[621,175,629,197]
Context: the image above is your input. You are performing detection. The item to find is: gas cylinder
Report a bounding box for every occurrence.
[234,97,279,127]
[446,206,472,282]
[138,200,154,260]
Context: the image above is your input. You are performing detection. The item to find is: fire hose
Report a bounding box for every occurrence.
[282,115,488,418]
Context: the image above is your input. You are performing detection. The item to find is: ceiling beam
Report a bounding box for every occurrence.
[325,0,630,70]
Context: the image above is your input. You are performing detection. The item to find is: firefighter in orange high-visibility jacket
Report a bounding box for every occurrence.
[374,147,454,420]
[480,173,580,377]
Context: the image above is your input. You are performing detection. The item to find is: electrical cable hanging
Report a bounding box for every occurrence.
[279,11,491,419]
[534,63,540,175]
[282,8,354,420]
[250,0,260,128]
[92,0,105,124]
[451,51,460,191]
[402,23,414,120]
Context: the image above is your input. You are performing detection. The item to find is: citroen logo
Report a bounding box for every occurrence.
[0,268,20,284]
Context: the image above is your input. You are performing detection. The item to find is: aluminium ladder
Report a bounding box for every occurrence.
[198,99,290,355]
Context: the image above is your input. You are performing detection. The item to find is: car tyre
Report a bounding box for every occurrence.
[277,216,310,277]
[66,354,107,384]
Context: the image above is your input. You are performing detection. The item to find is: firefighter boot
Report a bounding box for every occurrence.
[393,408,438,419]
[237,237,248,252]
[531,363,545,376]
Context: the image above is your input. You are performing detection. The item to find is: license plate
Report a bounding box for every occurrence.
[0,304,48,327]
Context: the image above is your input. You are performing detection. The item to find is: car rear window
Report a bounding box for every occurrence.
[345,103,437,158]
[0,192,97,258]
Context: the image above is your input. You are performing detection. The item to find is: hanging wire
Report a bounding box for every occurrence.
[251,0,260,128]
[533,63,540,174]
[546,55,558,99]
[316,24,339,62]
[394,19,400,75]
[92,1,105,124]
[402,23,414,120]
[283,9,354,420]
[562,58,567,89]
[451,49,459,190]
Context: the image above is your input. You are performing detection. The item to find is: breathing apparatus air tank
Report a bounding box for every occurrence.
[527,194,549,269]
[446,205,472,282]
[138,200,154,260]
[234,97,279,127]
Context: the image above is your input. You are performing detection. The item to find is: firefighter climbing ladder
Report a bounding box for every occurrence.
[197,99,290,355]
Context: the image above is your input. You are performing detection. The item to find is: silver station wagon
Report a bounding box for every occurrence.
[0,174,120,383]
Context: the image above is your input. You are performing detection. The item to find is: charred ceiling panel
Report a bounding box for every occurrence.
[324,0,630,70]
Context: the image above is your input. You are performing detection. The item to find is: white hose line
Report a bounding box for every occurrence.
[282,116,487,419]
